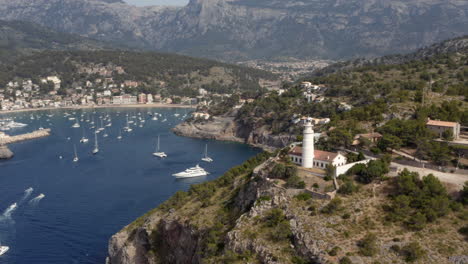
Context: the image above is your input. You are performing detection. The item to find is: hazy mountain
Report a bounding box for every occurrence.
[0,0,467,62]
[0,19,114,62]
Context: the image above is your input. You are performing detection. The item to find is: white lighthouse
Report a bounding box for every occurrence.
[302,121,315,168]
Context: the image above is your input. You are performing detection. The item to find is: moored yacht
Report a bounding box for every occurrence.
[201,144,213,163]
[153,135,167,158]
[172,165,208,178]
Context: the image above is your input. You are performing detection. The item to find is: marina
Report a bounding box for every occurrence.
[0,107,260,263]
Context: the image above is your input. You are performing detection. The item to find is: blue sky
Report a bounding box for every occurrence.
[124,0,189,6]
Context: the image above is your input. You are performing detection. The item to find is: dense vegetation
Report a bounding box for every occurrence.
[0,50,277,97]
[384,169,457,231]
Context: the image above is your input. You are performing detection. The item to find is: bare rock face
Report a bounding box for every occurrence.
[173,116,295,150]
[0,0,467,61]
[0,145,14,159]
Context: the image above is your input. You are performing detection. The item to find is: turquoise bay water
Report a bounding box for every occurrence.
[0,108,259,263]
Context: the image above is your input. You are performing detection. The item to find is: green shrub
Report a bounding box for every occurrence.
[286,175,306,189]
[329,246,341,256]
[339,256,353,264]
[401,242,425,262]
[295,192,312,201]
[458,225,468,240]
[320,198,343,214]
[357,233,378,257]
[339,180,358,195]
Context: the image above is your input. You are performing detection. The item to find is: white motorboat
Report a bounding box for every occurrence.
[92,133,99,155]
[172,165,208,178]
[73,145,79,162]
[0,246,9,256]
[201,144,213,163]
[153,135,167,158]
[72,121,80,128]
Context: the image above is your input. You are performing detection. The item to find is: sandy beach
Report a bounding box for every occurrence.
[0,103,196,115]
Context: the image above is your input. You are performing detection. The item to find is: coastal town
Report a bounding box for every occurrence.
[0,74,211,111]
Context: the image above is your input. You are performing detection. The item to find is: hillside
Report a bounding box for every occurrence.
[0,19,113,63]
[317,35,468,76]
[173,37,468,164]
[0,50,278,96]
[0,0,467,61]
[107,153,468,264]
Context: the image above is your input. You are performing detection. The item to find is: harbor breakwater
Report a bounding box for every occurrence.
[0,129,51,159]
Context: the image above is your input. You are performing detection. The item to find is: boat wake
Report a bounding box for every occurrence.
[0,203,17,220]
[29,194,45,205]
[19,187,34,204]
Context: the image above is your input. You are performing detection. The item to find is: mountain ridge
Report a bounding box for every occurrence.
[0,19,117,63]
[0,0,467,62]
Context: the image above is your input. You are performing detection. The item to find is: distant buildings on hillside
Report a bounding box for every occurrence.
[426,118,461,140]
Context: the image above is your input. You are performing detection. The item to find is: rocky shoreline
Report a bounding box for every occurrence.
[172,116,294,151]
[0,145,13,159]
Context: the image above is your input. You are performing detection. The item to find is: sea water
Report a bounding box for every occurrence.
[0,107,260,263]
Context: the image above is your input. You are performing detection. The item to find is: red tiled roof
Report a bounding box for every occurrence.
[426,119,458,128]
[289,146,339,161]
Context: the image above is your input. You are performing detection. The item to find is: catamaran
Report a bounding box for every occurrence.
[172,165,208,178]
[73,145,79,162]
[201,144,213,162]
[92,133,99,155]
[0,246,9,256]
[153,135,167,158]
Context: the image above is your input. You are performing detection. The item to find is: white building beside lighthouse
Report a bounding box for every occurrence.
[289,121,347,170]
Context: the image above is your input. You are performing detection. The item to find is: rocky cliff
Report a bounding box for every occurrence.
[107,153,468,264]
[172,109,295,150]
[1,0,467,61]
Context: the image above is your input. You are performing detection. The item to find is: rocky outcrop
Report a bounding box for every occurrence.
[173,116,295,150]
[0,145,13,159]
[172,116,243,143]
[1,0,467,61]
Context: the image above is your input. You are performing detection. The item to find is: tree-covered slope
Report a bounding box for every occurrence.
[0,50,278,96]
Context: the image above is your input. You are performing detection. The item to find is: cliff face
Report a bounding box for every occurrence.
[108,154,468,264]
[172,111,295,150]
[1,0,468,61]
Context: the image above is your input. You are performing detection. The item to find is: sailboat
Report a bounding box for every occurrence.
[153,135,167,158]
[124,116,133,132]
[80,129,89,143]
[92,132,99,155]
[117,129,122,140]
[201,144,213,162]
[73,145,79,162]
